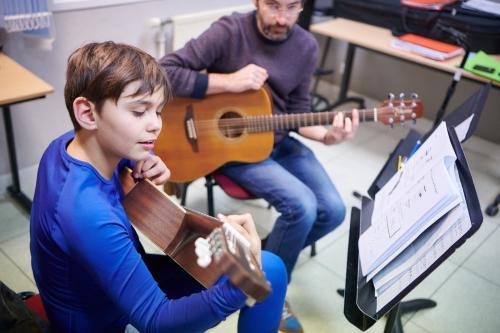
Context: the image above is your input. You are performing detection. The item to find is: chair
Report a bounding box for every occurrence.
[21,292,49,323]
[298,0,366,112]
[0,282,49,331]
[180,171,317,257]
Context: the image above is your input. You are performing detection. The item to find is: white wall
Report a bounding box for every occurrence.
[0,0,248,181]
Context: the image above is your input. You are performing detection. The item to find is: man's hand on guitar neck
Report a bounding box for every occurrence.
[217,213,262,267]
[207,64,268,95]
[299,109,360,145]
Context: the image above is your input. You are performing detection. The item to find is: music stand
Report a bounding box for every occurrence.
[345,125,483,332]
[343,85,490,332]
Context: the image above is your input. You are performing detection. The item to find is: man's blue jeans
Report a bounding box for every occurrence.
[221,136,346,281]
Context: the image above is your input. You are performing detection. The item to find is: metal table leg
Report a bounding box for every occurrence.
[2,105,32,212]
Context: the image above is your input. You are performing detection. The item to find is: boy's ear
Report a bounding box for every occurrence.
[73,97,98,130]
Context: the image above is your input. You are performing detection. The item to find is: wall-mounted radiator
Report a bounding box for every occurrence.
[150,4,254,58]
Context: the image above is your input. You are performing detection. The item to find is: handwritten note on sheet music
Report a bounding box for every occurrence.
[359,123,462,277]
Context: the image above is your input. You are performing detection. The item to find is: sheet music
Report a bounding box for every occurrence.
[359,122,461,277]
[375,211,470,310]
[374,172,471,310]
[373,165,467,291]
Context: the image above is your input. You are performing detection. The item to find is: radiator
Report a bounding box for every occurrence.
[151,4,254,57]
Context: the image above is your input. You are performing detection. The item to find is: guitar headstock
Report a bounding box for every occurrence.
[195,223,271,303]
[379,93,424,127]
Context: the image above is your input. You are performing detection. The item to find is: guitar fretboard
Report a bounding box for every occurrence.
[242,109,379,133]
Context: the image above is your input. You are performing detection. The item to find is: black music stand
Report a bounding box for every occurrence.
[343,115,486,332]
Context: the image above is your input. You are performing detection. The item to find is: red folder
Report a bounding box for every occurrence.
[399,34,462,54]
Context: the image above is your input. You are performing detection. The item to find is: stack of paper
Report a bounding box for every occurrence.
[358,122,472,310]
[402,0,458,10]
[462,0,500,16]
[391,34,465,61]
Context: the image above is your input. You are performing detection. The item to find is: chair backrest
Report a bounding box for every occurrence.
[24,294,48,323]
[297,0,335,30]
[0,281,49,332]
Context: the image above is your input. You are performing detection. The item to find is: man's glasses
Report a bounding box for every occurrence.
[261,1,304,18]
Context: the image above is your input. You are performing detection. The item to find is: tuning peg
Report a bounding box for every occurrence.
[197,254,212,268]
[399,93,405,106]
[195,241,210,257]
[412,112,417,124]
[411,93,418,107]
[195,237,212,268]
[389,117,394,128]
[388,93,395,107]
[195,237,209,246]
[400,115,406,126]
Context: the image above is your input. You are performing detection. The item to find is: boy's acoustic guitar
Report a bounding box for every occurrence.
[156,87,424,182]
[120,168,270,304]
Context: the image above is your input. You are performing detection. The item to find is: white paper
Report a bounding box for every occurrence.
[463,0,500,16]
[359,123,461,277]
[370,138,473,310]
[374,171,472,310]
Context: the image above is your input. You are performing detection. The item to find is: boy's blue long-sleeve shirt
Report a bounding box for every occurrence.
[30,131,246,333]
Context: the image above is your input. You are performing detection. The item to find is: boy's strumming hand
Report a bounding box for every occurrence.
[217,213,262,267]
[133,155,170,185]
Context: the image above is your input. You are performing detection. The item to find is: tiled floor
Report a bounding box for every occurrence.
[1,83,499,332]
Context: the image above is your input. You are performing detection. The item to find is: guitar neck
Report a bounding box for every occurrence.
[245,108,380,133]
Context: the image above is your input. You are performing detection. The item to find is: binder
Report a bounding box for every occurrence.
[391,34,465,61]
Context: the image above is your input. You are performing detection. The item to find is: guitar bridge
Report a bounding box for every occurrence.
[184,105,199,152]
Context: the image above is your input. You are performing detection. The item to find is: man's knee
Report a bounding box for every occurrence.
[281,190,317,225]
[320,199,346,231]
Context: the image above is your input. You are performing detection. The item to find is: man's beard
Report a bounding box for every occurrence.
[262,24,291,41]
[256,12,292,41]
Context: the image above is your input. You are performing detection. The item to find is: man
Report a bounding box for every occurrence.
[161,1,359,331]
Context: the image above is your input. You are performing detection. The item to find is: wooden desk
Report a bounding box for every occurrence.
[310,18,500,114]
[0,53,54,211]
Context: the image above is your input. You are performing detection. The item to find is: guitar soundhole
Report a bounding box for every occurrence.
[219,111,245,138]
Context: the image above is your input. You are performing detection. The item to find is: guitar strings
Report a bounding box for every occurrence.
[184,108,382,130]
[188,103,419,130]
[184,112,382,135]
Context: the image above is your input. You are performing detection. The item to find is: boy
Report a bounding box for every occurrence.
[30,41,286,333]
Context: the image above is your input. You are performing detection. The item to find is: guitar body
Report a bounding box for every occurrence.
[156,88,274,182]
[120,169,271,301]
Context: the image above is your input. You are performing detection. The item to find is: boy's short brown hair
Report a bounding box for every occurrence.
[64,41,171,130]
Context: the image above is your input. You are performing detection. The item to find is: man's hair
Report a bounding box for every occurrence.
[64,41,171,130]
